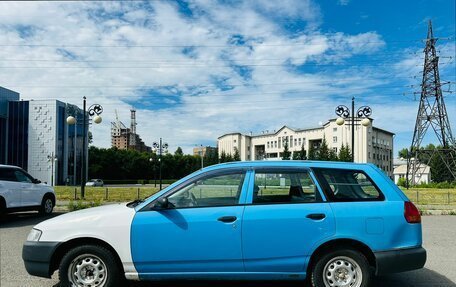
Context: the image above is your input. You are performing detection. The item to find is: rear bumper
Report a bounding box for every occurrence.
[374,247,426,275]
[22,241,60,278]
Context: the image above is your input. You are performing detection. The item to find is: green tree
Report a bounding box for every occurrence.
[282,140,291,160]
[308,143,317,160]
[338,144,352,162]
[233,147,241,161]
[317,137,330,161]
[174,147,184,156]
[220,151,228,163]
[398,148,409,159]
[329,148,338,161]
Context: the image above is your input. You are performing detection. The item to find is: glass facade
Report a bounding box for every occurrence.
[7,101,29,169]
[0,117,6,164]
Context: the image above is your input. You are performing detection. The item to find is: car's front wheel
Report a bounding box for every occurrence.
[39,196,54,215]
[311,248,371,287]
[59,245,122,287]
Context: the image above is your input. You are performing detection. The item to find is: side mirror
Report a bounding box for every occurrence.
[153,197,169,210]
[33,178,41,184]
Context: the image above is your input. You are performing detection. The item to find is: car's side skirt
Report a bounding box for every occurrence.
[137,272,307,281]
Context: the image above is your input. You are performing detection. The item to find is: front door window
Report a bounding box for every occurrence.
[168,172,245,208]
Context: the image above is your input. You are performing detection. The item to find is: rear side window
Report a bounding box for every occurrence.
[253,170,319,204]
[312,168,384,201]
[0,168,18,182]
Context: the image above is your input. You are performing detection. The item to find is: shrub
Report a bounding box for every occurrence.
[68,200,102,211]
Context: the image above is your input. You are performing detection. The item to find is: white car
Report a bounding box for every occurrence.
[0,165,55,216]
[86,179,104,187]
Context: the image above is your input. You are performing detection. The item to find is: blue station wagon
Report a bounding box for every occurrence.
[23,161,426,287]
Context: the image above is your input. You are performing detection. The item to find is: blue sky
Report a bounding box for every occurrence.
[0,0,454,154]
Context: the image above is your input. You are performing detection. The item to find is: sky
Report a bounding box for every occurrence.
[0,0,455,155]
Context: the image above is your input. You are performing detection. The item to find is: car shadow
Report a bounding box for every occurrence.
[0,212,64,228]
[123,268,455,287]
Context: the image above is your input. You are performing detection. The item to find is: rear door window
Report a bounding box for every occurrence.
[312,168,384,201]
[252,169,319,204]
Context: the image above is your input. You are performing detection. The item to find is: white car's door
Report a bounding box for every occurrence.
[0,168,22,208]
[14,170,40,207]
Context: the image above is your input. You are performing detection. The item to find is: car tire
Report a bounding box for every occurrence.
[59,245,123,287]
[311,248,372,287]
[39,196,54,215]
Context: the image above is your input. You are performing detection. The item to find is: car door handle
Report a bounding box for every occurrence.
[306,213,326,220]
[218,216,237,223]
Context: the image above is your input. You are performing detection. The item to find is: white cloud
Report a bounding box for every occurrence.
[0,1,415,154]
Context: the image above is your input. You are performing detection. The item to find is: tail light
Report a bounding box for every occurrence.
[404,201,421,224]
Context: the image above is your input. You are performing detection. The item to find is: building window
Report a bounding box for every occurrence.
[290,136,293,148]
[298,138,301,146]
[333,127,337,132]
[278,138,281,149]
[294,138,297,146]
[275,141,277,148]
[333,147,338,153]
[267,142,270,148]
[368,152,371,159]
[234,139,237,143]
[333,136,337,143]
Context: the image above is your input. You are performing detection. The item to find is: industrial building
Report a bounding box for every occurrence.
[111,109,151,152]
[218,118,394,176]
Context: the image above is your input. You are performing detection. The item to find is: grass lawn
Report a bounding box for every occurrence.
[55,186,160,202]
[54,186,456,205]
[402,188,456,205]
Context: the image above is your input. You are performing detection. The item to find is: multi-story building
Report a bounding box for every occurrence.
[111,110,151,153]
[0,87,20,164]
[218,118,394,176]
[1,88,86,185]
[193,146,217,157]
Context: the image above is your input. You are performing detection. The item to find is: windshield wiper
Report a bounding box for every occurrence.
[127,199,144,208]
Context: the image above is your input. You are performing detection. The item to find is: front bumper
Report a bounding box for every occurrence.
[374,247,426,276]
[22,241,60,278]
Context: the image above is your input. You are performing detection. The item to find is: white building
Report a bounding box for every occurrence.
[393,163,431,185]
[218,118,394,176]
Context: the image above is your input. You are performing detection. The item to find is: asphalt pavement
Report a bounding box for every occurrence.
[1,213,455,287]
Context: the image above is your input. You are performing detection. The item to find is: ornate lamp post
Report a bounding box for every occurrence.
[66,97,103,198]
[335,97,372,162]
[152,138,168,190]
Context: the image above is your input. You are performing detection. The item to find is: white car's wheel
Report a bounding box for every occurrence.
[39,196,54,215]
[59,245,123,287]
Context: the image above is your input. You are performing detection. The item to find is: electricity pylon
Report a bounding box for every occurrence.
[407,20,456,186]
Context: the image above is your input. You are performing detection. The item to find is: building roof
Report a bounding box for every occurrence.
[393,164,430,175]
[218,120,394,140]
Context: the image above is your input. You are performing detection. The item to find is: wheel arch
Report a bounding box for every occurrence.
[49,237,125,276]
[307,238,376,275]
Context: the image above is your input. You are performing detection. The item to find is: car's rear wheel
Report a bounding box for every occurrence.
[39,196,54,215]
[59,245,122,287]
[311,249,371,287]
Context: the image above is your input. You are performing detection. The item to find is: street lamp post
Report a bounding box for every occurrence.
[66,97,103,198]
[152,138,168,191]
[149,157,157,187]
[47,152,58,186]
[335,97,372,162]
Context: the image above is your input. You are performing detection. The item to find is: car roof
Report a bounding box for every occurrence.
[0,164,21,169]
[201,160,374,172]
